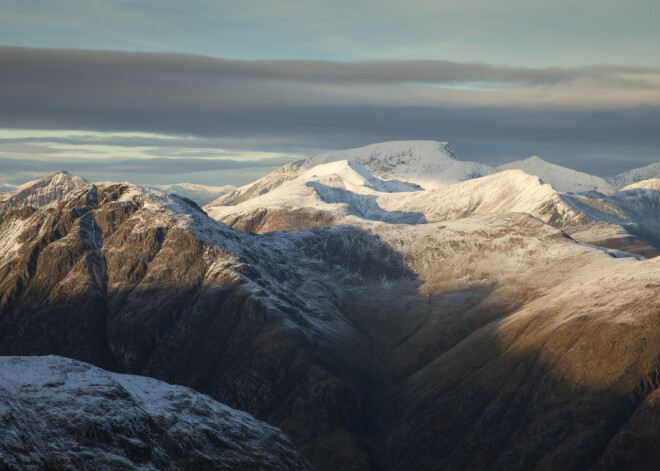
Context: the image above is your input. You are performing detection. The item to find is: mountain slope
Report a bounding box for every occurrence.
[0,170,88,208]
[392,252,660,470]
[308,140,496,188]
[384,169,660,257]
[206,140,495,210]
[3,173,660,470]
[0,355,309,471]
[155,182,236,206]
[497,155,615,194]
[205,160,423,230]
[610,161,660,188]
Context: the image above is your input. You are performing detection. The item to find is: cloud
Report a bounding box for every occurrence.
[0,155,295,175]
[1,47,659,180]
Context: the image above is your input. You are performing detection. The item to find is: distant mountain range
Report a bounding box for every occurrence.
[2,141,660,470]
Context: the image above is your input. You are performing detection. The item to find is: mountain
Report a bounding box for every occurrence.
[3,177,660,469]
[0,355,309,471]
[206,159,660,257]
[307,140,497,188]
[155,182,237,206]
[497,155,616,194]
[205,160,423,231]
[610,161,660,188]
[0,183,17,193]
[206,140,495,211]
[0,170,88,209]
[380,169,660,257]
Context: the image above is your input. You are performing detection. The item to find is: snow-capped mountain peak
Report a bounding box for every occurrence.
[610,161,660,188]
[0,170,89,208]
[497,156,615,194]
[308,140,494,188]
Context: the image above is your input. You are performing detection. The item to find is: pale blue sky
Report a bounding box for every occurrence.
[1,1,659,186]
[2,0,659,66]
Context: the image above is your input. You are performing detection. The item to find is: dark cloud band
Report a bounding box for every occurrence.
[1,46,659,177]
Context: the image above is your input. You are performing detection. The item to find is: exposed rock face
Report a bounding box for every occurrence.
[0,355,310,471]
[0,183,408,470]
[2,180,660,470]
[218,207,338,233]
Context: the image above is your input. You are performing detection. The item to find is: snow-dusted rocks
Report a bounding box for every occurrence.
[610,161,660,188]
[154,182,237,206]
[0,170,88,208]
[497,155,616,194]
[0,355,309,471]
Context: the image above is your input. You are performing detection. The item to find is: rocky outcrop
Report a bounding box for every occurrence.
[0,355,310,471]
[0,170,88,209]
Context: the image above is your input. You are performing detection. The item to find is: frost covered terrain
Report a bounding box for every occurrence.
[205,143,660,257]
[497,155,616,194]
[2,142,660,470]
[610,161,660,188]
[154,182,237,206]
[0,356,309,471]
[0,170,88,208]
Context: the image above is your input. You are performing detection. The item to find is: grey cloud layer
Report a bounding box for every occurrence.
[0,155,293,175]
[3,46,659,87]
[1,47,659,176]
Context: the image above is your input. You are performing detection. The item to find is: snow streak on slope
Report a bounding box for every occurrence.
[0,170,88,208]
[0,356,309,471]
[611,161,660,188]
[497,155,615,194]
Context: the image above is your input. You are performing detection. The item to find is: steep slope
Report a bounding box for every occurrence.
[391,253,660,471]
[206,140,495,210]
[0,355,309,471]
[0,182,413,470]
[3,178,660,470]
[497,156,615,194]
[0,170,88,208]
[155,182,236,206]
[610,161,660,188]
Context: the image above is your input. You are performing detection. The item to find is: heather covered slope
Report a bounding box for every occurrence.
[0,355,310,471]
[3,179,660,470]
[391,254,660,470]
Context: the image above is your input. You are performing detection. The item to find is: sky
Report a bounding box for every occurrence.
[1,0,659,187]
